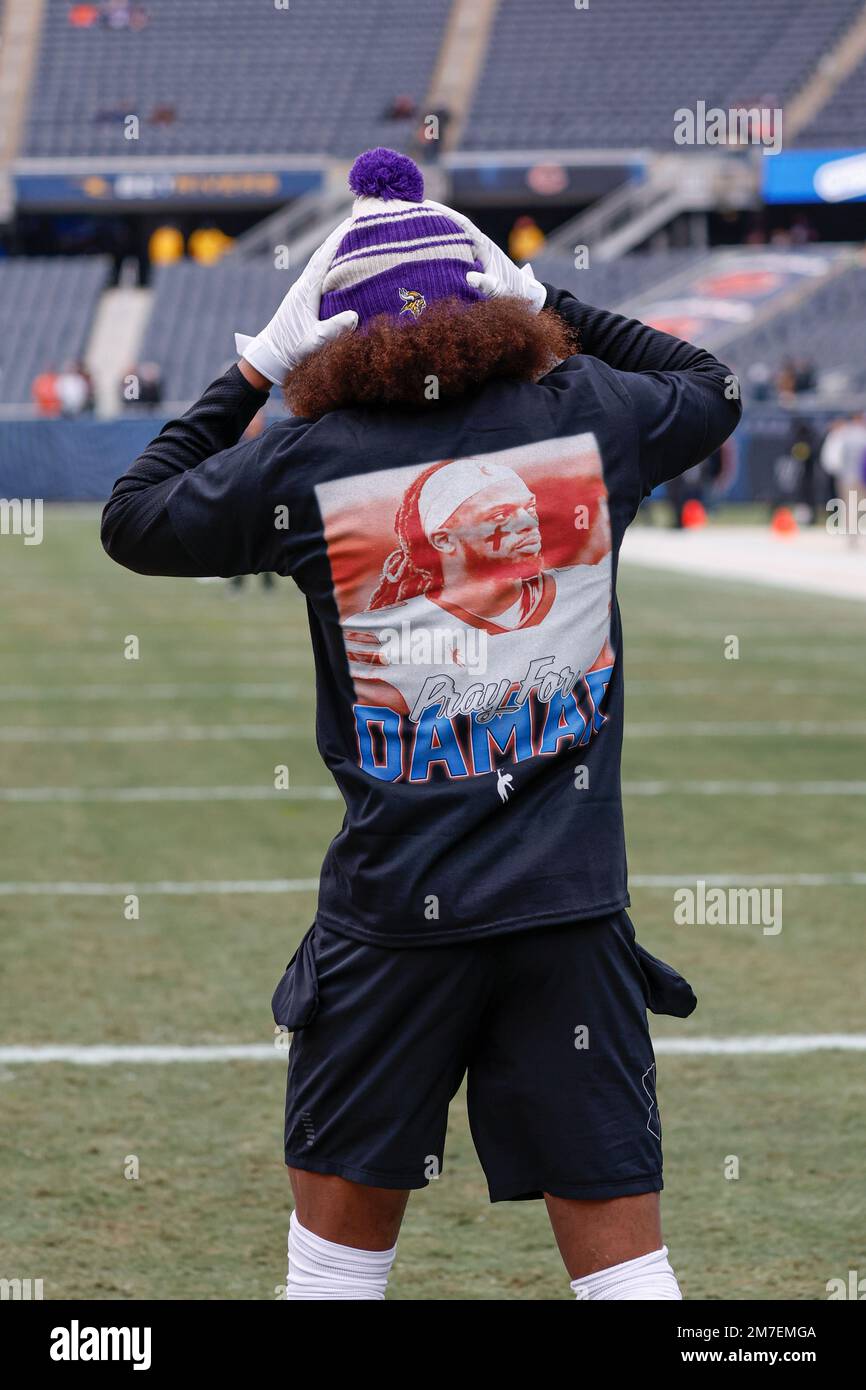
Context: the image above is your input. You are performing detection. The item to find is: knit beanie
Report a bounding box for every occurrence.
[319,148,484,328]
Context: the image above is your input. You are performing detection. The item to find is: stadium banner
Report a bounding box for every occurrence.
[444,152,646,204]
[13,165,323,209]
[762,148,866,204]
[626,247,849,353]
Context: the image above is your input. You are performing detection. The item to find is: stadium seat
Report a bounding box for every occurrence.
[460,0,865,150]
[23,0,451,158]
[0,256,111,406]
[136,259,303,403]
[797,55,866,146]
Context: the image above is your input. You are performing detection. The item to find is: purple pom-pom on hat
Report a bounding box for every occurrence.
[319,147,483,327]
[348,147,425,203]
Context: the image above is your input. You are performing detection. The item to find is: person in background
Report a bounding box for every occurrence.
[746,362,774,401]
[666,462,704,528]
[68,4,101,27]
[137,361,163,406]
[821,412,866,548]
[32,369,61,417]
[789,215,816,246]
[793,359,816,394]
[412,105,451,160]
[384,95,417,121]
[121,361,163,410]
[775,358,797,398]
[149,104,177,127]
[700,438,735,514]
[101,1,148,29]
[789,418,819,524]
[55,360,94,417]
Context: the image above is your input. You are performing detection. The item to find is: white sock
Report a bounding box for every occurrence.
[570,1245,682,1300]
[285,1210,397,1300]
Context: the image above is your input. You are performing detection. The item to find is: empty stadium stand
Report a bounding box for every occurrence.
[23,0,451,158]
[136,259,301,404]
[532,248,705,311]
[2,242,861,414]
[725,260,866,394]
[797,54,866,145]
[461,0,866,150]
[0,255,110,405]
[122,245,866,408]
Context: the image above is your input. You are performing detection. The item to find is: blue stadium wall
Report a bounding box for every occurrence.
[0,411,813,506]
[0,418,171,500]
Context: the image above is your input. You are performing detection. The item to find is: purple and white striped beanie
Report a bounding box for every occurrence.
[319,148,484,328]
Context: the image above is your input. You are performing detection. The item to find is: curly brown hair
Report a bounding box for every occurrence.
[283,296,578,420]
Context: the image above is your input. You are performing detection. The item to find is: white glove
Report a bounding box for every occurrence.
[235,218,358,385]
[424,199,547,313]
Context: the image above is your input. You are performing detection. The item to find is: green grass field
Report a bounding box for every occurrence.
[1,506,864,1300]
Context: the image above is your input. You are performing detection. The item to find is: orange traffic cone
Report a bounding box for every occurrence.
[771,506,798,537]
[681,498,707,529]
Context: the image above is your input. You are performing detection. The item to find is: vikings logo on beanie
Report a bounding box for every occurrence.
[319,148,484,328]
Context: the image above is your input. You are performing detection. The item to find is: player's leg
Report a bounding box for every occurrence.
[544,1190,662,1278]
[288,1167,409,1248]
[544,1190,680,1298]
[276,922,490,1299]
[286,1169,409,1300]
[467,911,692,1299]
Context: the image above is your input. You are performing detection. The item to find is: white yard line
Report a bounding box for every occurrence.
[627,721,866,736]
[654,1035,866,1055]
[0,682,300,701]
[628,679,861,695]
[0,720,859,744]
[0,785,342,803]
[0,879,320,895]
[0,873,863,896]
[1,781,864,803]
[0,1045,283,1064]
[623,781,866,796]
[1,1036,864,1064]
[631,872,866,886]
[0,724,302,743]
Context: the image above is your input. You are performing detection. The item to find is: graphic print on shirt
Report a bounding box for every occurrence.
[315,434,614,785]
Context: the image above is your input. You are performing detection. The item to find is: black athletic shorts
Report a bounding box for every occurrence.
[272,911,696,1203]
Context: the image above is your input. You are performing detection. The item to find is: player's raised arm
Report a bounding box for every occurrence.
[100,223,357,578]
[543,284,742,495]
[100,364,271,576]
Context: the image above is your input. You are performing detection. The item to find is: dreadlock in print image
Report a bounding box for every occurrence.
[315,433,614,784]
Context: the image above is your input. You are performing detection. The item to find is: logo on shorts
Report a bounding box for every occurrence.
[642,1063,661,1140]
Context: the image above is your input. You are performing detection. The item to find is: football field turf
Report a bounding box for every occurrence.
[1,505,864,1300]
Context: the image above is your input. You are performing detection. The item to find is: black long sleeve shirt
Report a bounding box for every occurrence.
[101,287,741,945]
